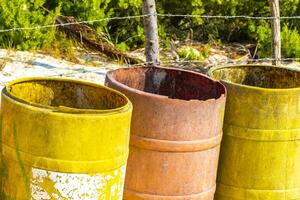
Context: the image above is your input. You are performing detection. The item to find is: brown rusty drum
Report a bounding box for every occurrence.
[105,67,226,200]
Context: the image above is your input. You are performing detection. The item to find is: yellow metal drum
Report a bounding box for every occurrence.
[0,78,132,200]
[210,65,300,200]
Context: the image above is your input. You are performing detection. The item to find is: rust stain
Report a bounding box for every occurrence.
[105,66,227,200]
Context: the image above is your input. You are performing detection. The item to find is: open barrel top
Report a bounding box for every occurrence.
[106,66,226,102]
[210,64,300,91]
[3,77,131,114]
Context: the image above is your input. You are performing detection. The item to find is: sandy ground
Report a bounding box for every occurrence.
[0,49,121,90]
[1,48,299,92]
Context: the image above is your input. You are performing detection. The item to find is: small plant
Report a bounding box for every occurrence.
[178,45,210,60]
[257,24,300,58]
[257,23,272,58]
[281,25,300,58]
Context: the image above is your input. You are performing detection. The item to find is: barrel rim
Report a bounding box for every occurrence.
[2,77,132,114]
[208,64,300,92]
[106,66,227,102]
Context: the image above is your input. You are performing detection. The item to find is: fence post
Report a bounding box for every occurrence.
[269,0,281,66]
[143,0,160,66]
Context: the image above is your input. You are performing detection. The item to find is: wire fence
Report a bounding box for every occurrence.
[1,13,300,33]
[157,13,300,20]
[0,12,300,86]
[0,14,151,33]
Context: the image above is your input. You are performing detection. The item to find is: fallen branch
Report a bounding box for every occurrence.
[55,15,143,64]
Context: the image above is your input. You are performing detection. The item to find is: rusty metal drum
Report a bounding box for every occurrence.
[105,67,226,200]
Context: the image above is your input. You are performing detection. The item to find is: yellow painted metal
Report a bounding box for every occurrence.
[0,78,132,200]
[209,65,300,200]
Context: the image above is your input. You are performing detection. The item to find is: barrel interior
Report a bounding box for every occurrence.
[109,67,225,100]
[6,79,128,110]
[211,65,300,89]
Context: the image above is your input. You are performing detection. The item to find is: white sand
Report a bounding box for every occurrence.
[0,49,121,90]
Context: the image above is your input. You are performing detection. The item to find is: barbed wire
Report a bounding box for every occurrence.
[0,12,299,87]
[247,58,300,62]
[131,58,300,65]
[157,13,300,20]
[0,14,151,33]
[0,13,300,33]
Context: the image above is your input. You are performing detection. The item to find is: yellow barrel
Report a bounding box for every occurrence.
[209,65,300,200]
[0,78,132,200]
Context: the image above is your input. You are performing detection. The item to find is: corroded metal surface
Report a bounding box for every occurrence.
[210,65,300,200]
[105,66,226,200]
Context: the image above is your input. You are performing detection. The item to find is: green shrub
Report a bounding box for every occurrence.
[178,45,210,60]
[48,0,207,49]
[49,0,145,49]
[1,0,300,59]
[255,24,300,58]
[107,0,144,49]
[0,0,60,50]
[49,0,112,32]
[256,23,272,58]
[281,25,300,58]
[178,47,203,60]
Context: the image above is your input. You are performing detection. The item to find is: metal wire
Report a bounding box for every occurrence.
[0,13,300,33]
[0,12,299,87]
[157,13,300,20]
[0,14,151,33]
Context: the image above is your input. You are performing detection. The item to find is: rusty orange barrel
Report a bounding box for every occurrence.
[0,78,132,199]
[105,67,226,200]
[209,65,300,200]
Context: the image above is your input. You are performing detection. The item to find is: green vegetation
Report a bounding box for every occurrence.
[0,0,60,50]
[178,45,210,60]
[280,25,300,58]
[258,24,300,58]
[0,0,299,58]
